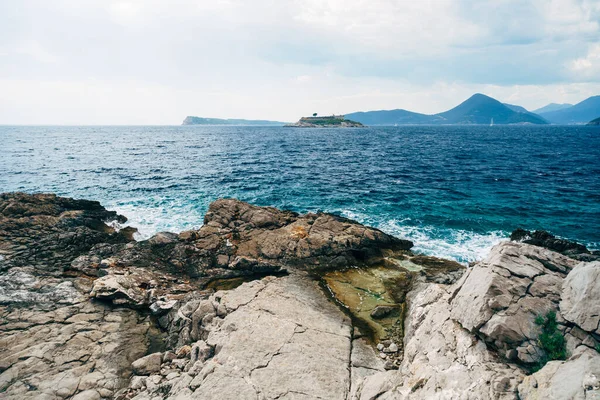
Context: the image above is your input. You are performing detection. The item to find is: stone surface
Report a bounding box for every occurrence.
[560,261,600,335]
[450,241,578,364]
[351,282,525,399]
[125,274,359,400]
[511,228,599,261]
[518,346,600,399]
[3,192,600,400]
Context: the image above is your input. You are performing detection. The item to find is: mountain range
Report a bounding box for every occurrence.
[536,96,600,125]
[182,116,286,126]
[345,94,549,125]
[183,94,600,126]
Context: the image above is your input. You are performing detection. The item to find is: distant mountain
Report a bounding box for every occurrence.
[532,103,573,114]
[182,116,286,126]
[503,103,528,113]
[345,94,548,126]
[538,96,600,124]
[435,94,548,125]
[344,109,442,125]
[588,117,600,126]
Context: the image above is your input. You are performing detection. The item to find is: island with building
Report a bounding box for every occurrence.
[284,114,364,127]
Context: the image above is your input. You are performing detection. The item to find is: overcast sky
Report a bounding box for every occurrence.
[1,0,599,124]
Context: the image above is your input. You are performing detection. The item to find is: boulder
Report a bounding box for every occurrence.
[132,353,163,375]
[450,241,578,364]
[518,346,600,399]
[560,261,600,334]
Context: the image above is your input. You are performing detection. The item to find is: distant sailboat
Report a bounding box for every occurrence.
[490,118,494,126]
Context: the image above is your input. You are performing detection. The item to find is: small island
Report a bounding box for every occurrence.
[587,117,600,126]
[285,114,364,128]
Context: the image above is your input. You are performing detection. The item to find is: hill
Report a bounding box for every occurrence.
[588,117,600,126]
[533,103,573,114]
[539,96,600,124]
[345,94,548,125]
[435,94,548,125]
[182,116,286,126]
[345,109,441,125]
[285,115,363,128]
[503,103,529,113]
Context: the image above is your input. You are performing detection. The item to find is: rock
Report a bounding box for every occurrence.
[450,241,578,364]
[190,340,212,363]
[388,343,399,352]
[518,346,600,399]
[560,261,600,334]
[352,282,525,399]
[132,353,163,375]
[71,390,100,400]
[370,305,396,319]
[510,229,597,261]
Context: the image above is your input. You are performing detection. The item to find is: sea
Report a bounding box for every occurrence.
[1,125,599,263]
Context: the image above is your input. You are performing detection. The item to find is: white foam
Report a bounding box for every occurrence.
[109,203,507,264]
[339,210,507,264]
[379,221,507,264]
[108,201,204,240]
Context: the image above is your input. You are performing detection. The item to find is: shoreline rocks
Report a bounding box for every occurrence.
[1,192,600,399]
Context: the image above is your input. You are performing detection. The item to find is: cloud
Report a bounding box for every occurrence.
[568,43,600,79]
[0,0,599,124]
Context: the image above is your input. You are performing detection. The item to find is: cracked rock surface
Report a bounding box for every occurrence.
[2,192,600,400]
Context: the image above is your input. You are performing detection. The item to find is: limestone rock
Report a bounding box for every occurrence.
[132,353,163,375]
[511,229,599,261]
[450,241,578,364]
[518,346,600,399]
[560,261,600,334]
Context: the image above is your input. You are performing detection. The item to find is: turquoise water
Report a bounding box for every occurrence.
[1,125,598,262]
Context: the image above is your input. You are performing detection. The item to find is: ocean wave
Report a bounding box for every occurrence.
[340,210,506,264]
[379,220,507,264]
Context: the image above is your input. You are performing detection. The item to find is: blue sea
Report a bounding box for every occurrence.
[1,125,599,263]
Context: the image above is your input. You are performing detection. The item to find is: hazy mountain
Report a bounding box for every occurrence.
[503,103,528,113]
[538,96,600,124]
[345,94,547,125]
[532,103,573,114]
[435,94,548,125]
[344,109,442,125]
[588,117,600,126]
[182,116,286,126]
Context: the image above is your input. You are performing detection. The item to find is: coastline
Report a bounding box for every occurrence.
[1,192,600,399]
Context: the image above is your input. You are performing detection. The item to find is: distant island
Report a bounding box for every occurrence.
[284,114,364,128]
[182,93,600,127]
[182,116,286,126]
[588,117,600,126]
[537,96,600,124]
[345,94,548,126]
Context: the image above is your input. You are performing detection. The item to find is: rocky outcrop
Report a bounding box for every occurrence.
[351,241,600,399]
[0,193,412,399]
[510,228,599,262]
[2,192,600,400]
[120,274,360,399]
[85,198,412,309]
[0,193,155,399]
[450,241,579,365]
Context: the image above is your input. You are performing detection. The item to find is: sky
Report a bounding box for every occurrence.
[1,0,599,124]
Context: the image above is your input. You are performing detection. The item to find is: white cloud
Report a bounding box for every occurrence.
[15,40,60,64]
[569,43,600,78]
[0,0,599,124]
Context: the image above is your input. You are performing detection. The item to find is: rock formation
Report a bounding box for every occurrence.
[1,192,599,400]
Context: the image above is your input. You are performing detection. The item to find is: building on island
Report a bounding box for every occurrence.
[299,115,345,122]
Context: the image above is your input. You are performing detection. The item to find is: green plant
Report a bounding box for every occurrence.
[533,311,566,370]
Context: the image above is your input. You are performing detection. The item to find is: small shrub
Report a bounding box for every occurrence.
[533,311,566,370]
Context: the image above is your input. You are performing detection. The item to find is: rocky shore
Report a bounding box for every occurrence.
[1,192,599,399]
